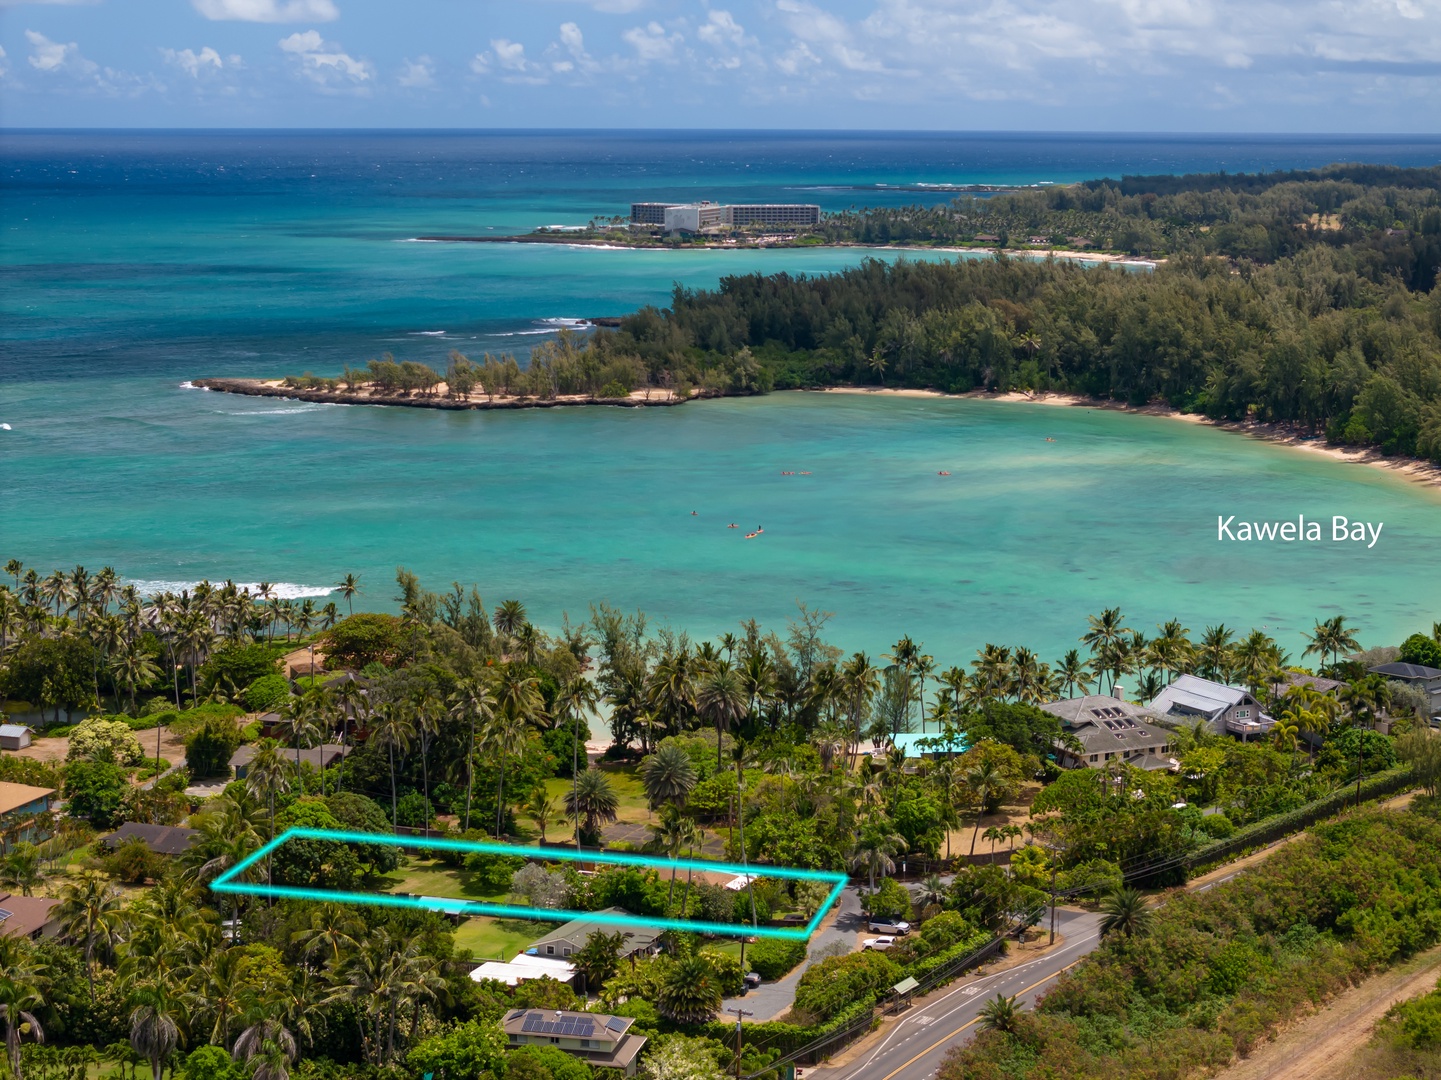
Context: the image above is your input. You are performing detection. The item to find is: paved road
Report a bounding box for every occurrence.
[811,908,1104,1080]
[725,884,866,1020]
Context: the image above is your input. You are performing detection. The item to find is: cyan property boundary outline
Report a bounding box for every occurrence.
[211,828,848,941]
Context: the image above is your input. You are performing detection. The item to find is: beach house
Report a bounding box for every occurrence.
[501,1009,647,1075]
[1148,674,1273,739]
[229,743,349,780]
[1038,693,1176,769]
[103,821,201,857]
[1369,661,1441,719]
[0,893,62,941]
[526,907,662,961]
[0,782,55,851]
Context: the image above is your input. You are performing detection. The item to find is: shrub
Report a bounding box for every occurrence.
[177,1045,242,1080]
[1391,984,1441,1048]
[320,612,408,669]
[186,716,242,778]
[510,1045,594,1080]
[745,938,806,981]
[793,950,900,1024]
[66,717,145,766]
[1199,813,1236,839]
[465,852,527,892]
[101,836,169,884]
[406,1020,507,1080]
[699,946,745,996]
[1400,633,1441,670]
[64,759,129,829]
[243,674,291,713]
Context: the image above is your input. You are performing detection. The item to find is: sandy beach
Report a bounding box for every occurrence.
[193,377,692,411]
[819,386,1441,492]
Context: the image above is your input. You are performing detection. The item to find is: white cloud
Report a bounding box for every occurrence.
[161,46,224,77]
[698,10,746,48]
[278,29,372,86]
[193,0,337,22]
[472,38,550,83]
[622,20,682,62]
[397,55,436,88]
[0,45,7,78]
[25,29,95,73]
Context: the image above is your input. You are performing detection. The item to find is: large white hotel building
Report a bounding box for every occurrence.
[630,201,822,232]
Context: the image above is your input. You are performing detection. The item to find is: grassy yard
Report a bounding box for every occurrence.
[539,763,654,837]
[374,857,510,901]
[454,915,562,960]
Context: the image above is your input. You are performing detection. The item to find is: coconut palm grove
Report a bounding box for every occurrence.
[2,562,1441,1080]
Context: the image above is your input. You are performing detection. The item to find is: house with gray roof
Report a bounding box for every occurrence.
[501,1008,646,1075]
[1369,661,1441,717]
[103,821,200,857]
[1148,674,1272,739]
[229,743,349,780]
[526,906,661,961]
[1039,694,1176,770]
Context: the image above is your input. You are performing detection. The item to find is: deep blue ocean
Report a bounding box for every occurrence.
[3,131,1439,664]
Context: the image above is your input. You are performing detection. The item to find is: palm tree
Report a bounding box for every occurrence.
[0,844,43,896]
[0,989,41,1079]
[0,958,46,1080]
[1098,886,1154,938]
[279,695,324,785]
[655,954,723,1024]
[232,1017,298,1080]
[981,825,1004,865]
[914,873,947,917]
[1303,615,1361,673]
[493,599,528,642]
[335,574,361,617]
[552,674,599,852]
[1197,624,1235,682]
[696,664,747,771]
[841,652,881,763]
[369,702,416,829]
[566,767,620,844]
[571,930,628,994]
[128,982,182,1080]
[448,678,496,833]
[849,823,907,894]
[640,743,698,811]
[482,707,532,839]
[524,787,560,842]
[56,869,120,996]
[966,759,1004,857]
[885,636,921,734]
[4,559,22,592]
[1057,649,1093,697]
[1082,608,1128,671]
[978,993,1019,1034]
[109,642,161,717]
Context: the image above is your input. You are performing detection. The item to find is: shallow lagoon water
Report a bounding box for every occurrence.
[4,131,1441,662]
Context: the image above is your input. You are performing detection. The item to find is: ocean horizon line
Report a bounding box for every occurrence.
[5,126,1441,140]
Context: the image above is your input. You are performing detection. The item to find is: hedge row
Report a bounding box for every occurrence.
[747,938,808,981]
[906,929,999,982]
[1188,764,1415,871]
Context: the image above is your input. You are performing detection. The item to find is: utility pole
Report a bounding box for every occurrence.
[1048,861,1058,946]
[729,1008,753,1079]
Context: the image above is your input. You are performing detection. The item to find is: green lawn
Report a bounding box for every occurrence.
[454,915,561,961]
[375,857,509,901]
[541,763,653,833]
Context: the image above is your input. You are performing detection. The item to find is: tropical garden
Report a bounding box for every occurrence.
[1,560,1440,1080]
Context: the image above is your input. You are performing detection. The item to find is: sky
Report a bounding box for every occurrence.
[2,0,1441,130]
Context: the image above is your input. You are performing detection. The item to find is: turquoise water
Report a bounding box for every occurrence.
[4,131,1441,663]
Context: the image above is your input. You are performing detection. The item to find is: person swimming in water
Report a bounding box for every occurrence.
[728,523,738,529]
[691,510,698,516]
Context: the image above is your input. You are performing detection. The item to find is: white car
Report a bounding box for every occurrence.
[862,936,896,951]
[868,919,911,935]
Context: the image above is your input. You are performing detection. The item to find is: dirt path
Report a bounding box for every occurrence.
[1211,945,1441,1080]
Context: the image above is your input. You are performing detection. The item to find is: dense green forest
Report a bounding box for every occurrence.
[283,166,1441,463]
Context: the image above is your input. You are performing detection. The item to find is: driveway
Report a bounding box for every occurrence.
[724,884,866,1021]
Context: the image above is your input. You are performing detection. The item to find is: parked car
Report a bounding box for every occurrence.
[744,972,762,989]
[862,936,896,951]
[867,919,911,935]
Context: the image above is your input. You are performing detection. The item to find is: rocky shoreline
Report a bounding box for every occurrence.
[190,378,698,410]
